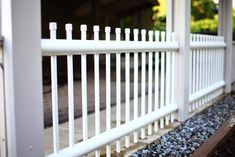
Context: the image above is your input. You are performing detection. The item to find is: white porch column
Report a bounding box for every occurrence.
[0,0,1,36]
[218,0,233,93]
[1,0,44,156]
[166,0,174,33]
[0,2,6,156]
[173,0,191,121]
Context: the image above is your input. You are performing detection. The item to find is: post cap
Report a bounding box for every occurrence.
[115,28,121,34]
[125,28,130,34]
[148,30,153,35]
[80,25,87,31]
[155,30,160,36]
[49,22,57,30]
[133,29,139,34]
[161,31,165,36]
[93,25,100,32]
[105,27,111,33]
[65,24,73,31]
[141,29,146,34]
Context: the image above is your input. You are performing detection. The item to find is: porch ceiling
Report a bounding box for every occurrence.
[42,0,157,19]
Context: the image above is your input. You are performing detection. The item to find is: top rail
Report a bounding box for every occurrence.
[41,23,226,56]
[41,39,179,56]
[41,37,226,56]
[190,42,226,49]
[190,34,226,49]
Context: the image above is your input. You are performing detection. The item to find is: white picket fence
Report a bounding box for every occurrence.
[189,34,226,111]
[41,23,226,157]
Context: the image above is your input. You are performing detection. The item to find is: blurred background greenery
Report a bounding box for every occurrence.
[153,0,235,36]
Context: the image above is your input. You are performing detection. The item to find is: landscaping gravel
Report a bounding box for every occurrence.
[131,95,235,157]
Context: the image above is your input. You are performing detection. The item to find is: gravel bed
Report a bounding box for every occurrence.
[131,95,235,157]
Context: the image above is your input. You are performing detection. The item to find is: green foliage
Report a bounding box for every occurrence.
[191,0,217,21]
[152,0,235,34]
[191,9,235,33]
[191,15,218,33]
[233,9,235,32]
[152,0,219,33]
[190,0,218,33]
[152,0,166,31]
[152,16,166,31]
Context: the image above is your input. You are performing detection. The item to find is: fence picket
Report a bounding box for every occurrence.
[165,32,171,125]
[49,22,60,153]
[105,26,111,157]
[189,34,193,112]
[66,23,75,147]
[81,25,88,143]
[115,28,121,153]
[160,31,165,129]
[94,25,101,157]
[125,28,131,148]
[199,35,203,106]
[154,31,160,132]
[192,35,197,110]
[141,29,146,139]
[133,29,139,143]
[148,30,153,135]
[170,33,176,123]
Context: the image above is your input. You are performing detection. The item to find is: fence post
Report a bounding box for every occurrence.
[0,0,1,36]
[173,0,191,121]
[0,39,6,157]
[166,0,174,33]
[218,0,233,93]
[1,0,44,156]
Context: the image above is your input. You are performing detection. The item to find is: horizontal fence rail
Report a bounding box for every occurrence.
[188,34,225,112]
[41,40,179,55]
[47,104,178,157]
[42,22,179,157]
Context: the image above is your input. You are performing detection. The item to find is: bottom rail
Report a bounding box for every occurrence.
[189,81,225,103]
[47,104,178,157]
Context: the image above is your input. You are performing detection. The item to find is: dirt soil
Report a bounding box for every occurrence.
[211,131,235,157]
